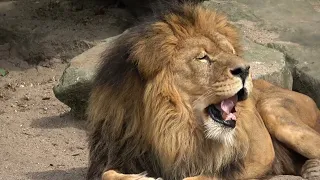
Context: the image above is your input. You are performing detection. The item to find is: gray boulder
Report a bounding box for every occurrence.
[243,38,292,90]
[53,35,121,118]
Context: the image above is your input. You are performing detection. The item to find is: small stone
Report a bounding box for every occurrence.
[50,58,62,64]
[48,76,56,83]
[76,146,85,150]
[39,60,51,68]
[17,104,28,108]
[23,95,30,101]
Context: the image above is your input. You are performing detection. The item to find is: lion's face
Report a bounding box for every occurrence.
[171,36,253,143]
[130,5,253,144]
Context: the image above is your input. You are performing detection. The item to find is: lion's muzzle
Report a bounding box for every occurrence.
[230,65,250,85]
[206,81,249,129]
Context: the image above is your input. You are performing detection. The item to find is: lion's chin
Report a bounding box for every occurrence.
[204,119,236,145]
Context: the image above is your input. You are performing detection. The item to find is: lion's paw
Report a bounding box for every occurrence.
[102,170,162,180]
[301,159,320,180]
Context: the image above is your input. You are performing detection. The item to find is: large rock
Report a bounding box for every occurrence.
[243,38,292,90]
[53,35,121,118]
[203,0,320,106]
[54,33,290,117]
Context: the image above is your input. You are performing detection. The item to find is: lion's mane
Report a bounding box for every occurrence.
[86,2,247,180]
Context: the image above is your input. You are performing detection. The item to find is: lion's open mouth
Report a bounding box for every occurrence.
[207,88,248,128]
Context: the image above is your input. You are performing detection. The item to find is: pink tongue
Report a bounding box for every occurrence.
[221,96,238,120]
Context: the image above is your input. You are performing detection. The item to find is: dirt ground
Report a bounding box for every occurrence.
[0,61,88,180]
[0,0,134,179]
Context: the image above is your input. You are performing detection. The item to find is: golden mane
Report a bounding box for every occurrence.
[86,3,246,180]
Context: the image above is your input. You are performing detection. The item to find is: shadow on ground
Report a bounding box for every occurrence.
[30,112,86,130]
[0,0,134,67]
[26,167,87,180]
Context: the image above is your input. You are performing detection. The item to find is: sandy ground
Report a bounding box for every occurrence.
[0,60,88,180]
[0,0,134,179]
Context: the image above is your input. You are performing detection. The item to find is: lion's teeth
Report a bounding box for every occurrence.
[225,113,237,120]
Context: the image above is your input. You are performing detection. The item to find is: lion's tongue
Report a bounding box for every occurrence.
[218,96,238,120]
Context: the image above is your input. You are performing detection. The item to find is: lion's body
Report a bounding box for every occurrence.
[86,2,320,180]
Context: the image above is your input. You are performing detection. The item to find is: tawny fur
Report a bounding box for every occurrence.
[86,2,320,180]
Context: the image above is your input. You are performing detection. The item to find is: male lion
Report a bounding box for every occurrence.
[86,2,320,180]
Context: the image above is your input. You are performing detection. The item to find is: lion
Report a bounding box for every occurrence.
[86,2,320,180]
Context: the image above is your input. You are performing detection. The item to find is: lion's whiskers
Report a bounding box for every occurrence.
[203,120,235,146]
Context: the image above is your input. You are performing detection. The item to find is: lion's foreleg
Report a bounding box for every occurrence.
[275,124,320,159]
[102,170,161,180]
[259,108,320,159]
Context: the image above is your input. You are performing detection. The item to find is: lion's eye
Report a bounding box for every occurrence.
[196,53,210,63]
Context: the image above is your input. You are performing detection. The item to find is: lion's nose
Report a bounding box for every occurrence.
[230,65,250,82]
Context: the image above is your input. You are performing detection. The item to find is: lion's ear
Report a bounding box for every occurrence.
[131,37,171,78]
